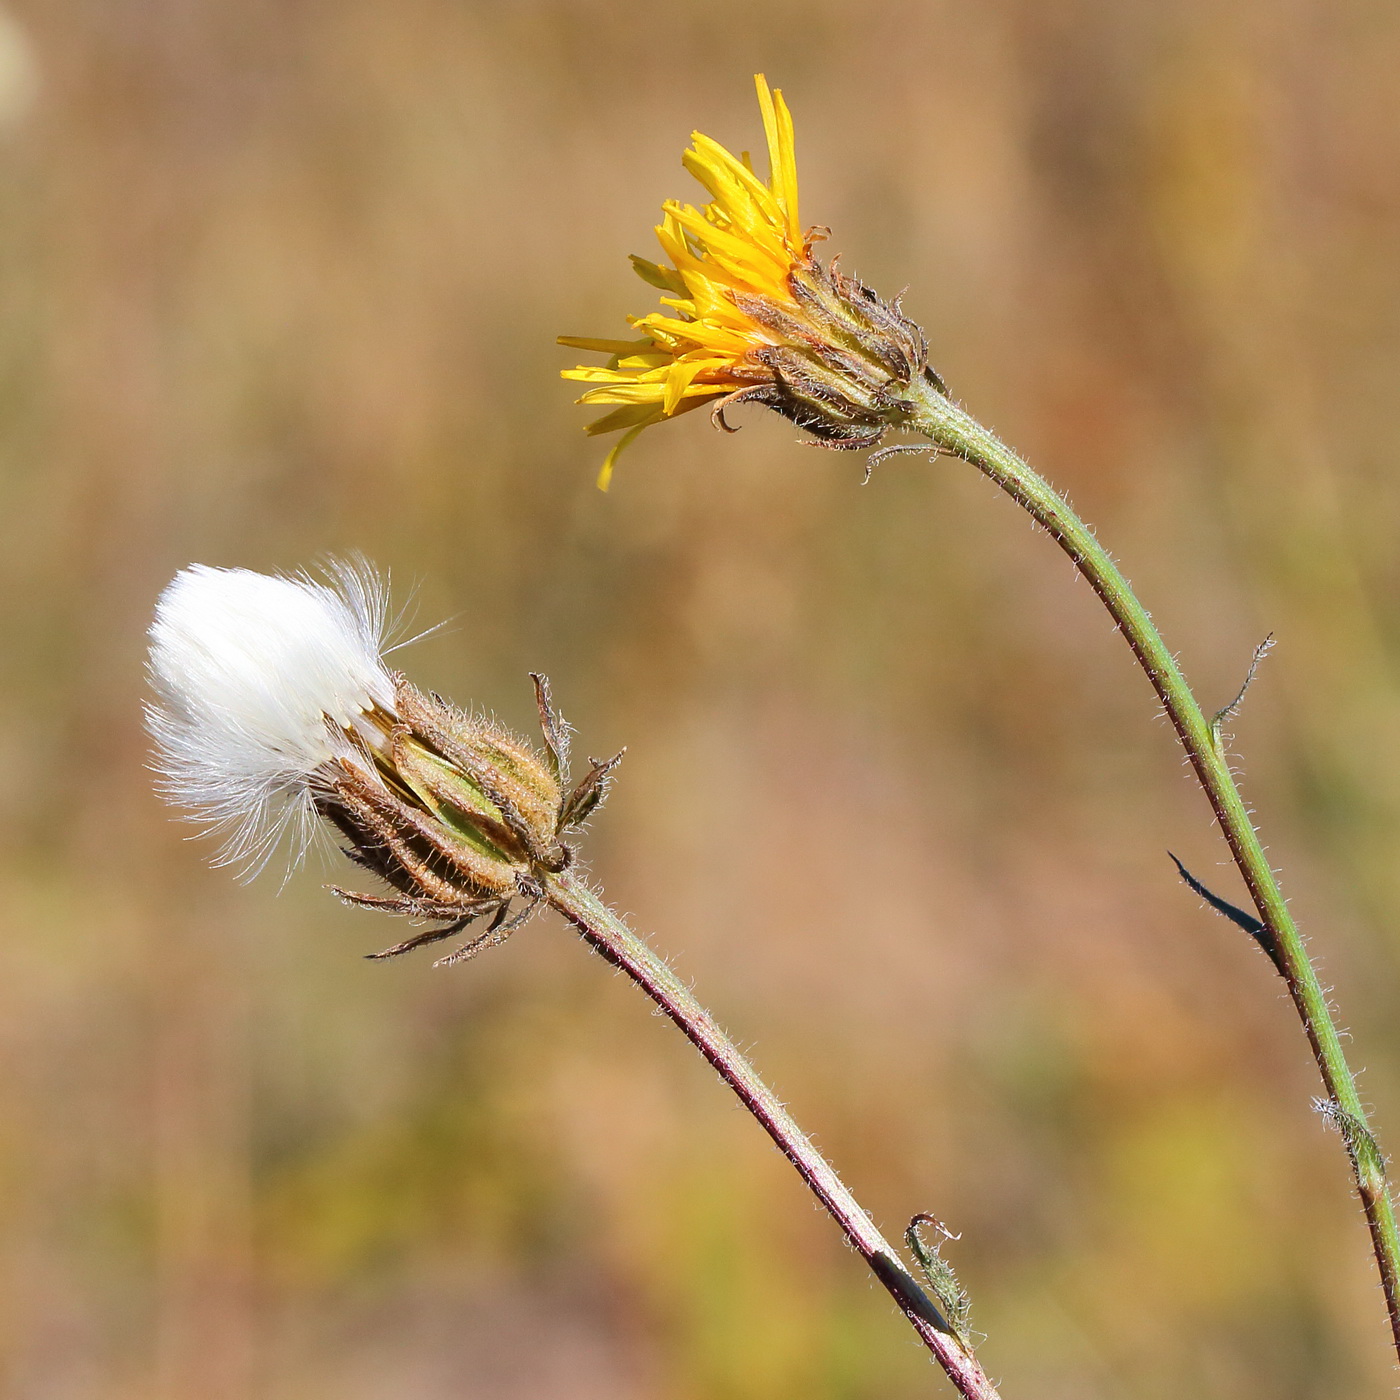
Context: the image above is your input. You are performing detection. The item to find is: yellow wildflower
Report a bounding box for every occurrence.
[561,75,940,489]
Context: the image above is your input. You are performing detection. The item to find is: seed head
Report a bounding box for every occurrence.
[147,561,622,965]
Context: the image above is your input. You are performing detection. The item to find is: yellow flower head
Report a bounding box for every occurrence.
[561,76,939,489]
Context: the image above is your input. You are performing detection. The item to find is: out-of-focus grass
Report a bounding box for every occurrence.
[2,1,1400,1396]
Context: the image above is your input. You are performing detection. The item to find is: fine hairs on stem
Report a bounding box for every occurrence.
[562,72,1400,1368]
[146,562,1006,1400]
[898,378,1400,1362]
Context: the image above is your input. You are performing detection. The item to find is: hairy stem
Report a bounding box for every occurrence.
[542,867,1005,1400]
[904,378,1400,1361]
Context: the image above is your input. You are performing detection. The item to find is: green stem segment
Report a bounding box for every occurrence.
[904,379,1400,1362]
[543,868,1004,1400]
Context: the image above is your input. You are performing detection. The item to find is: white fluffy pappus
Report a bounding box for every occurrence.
[147,560,398,876]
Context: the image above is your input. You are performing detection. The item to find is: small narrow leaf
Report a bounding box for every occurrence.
[1169,852,1285,975]
[1316,1098,1389,1182]
[906,1214,973,1347]
[869,1252,953,1334]
[1210,634,1276,753]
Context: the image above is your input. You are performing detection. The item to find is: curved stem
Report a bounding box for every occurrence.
[542,867,1005,1400]
[903,378,1400,1362]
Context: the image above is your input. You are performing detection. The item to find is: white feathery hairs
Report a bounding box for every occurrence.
[146,560,396,876]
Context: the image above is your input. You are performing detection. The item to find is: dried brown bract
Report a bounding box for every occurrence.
[319,674,622,967]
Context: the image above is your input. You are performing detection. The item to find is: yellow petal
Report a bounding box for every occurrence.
[754,74,800,244]
[596,422,649,491]
[663,358,709,415]
[629,256,689,295]
[578,382,669,406]
[584,402,666,436]
[557,334,656,355]
[683,134,783,233]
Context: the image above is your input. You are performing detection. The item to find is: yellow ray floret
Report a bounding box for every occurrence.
[560,74,805,489]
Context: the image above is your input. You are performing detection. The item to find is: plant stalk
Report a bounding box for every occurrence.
[902,378,1400,1362]
[542,866,1004,1400]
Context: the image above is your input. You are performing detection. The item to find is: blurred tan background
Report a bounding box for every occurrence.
[2,1,1400,1396]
